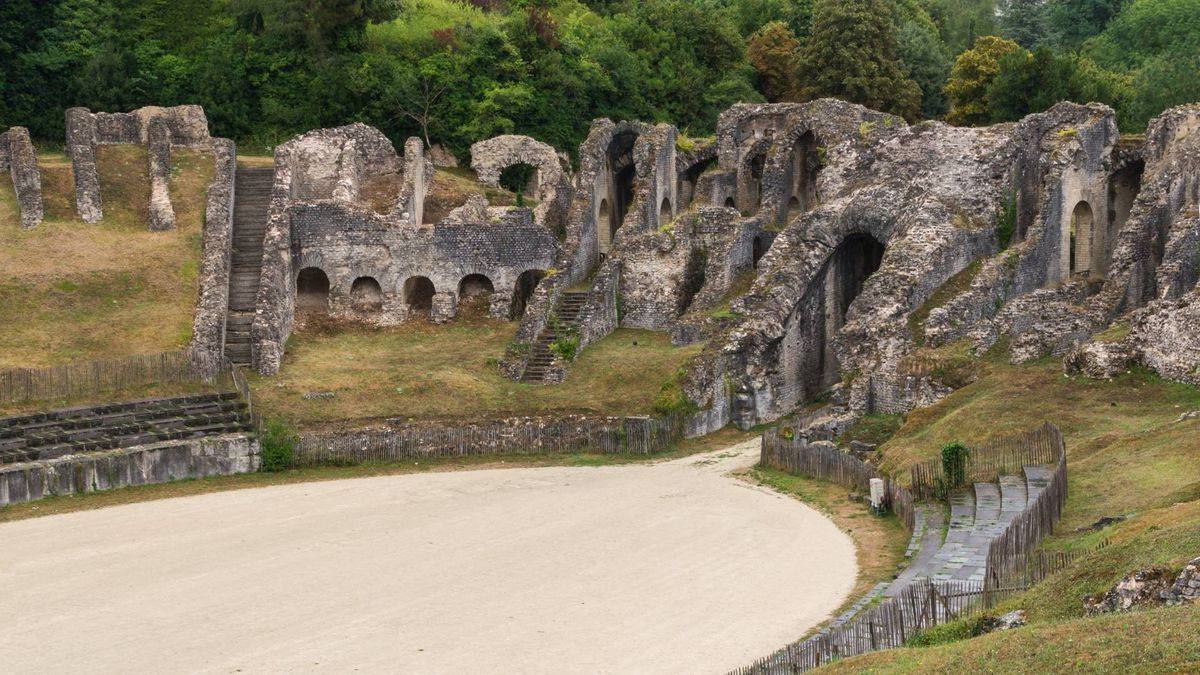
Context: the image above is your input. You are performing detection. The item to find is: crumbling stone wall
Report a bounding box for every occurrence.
[187,138,237,377]
[469,134,572,232]
[0,126,44,228]
[65,105,211,228]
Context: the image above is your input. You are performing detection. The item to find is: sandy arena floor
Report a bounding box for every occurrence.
[0,439,856,673]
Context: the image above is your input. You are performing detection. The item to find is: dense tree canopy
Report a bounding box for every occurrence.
[0,0,1195,154]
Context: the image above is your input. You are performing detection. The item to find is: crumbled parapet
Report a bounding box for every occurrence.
[187,137,238,378]
[65,104,213,227]
[0,126,44,228]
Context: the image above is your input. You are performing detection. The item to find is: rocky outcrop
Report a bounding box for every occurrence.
[1085,557,1200,614]
[0,126,43,228]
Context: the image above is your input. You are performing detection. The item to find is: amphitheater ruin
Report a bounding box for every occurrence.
[2,97,1199,671]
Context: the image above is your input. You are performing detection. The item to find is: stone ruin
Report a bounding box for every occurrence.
[15,98,1197,429]
[0,126,43,228]
[65,104,216,230]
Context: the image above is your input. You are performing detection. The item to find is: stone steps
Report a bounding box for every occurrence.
[0,393,252,465]
[224,166,275,364]
[521,291,590,383]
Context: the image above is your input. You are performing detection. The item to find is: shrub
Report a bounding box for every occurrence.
[941,440,970,490]
[260,419,297,472]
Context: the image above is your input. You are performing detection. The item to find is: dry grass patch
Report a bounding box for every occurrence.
[423,167,521,223]
[251,320,704,429]
[0,147,213,367]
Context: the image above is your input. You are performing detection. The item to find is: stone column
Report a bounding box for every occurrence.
[65,107,102,223]
[6,127,44,229]
[146,117,176,231]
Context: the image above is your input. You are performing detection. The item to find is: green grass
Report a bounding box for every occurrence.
[0,147,213,368]
[251,321,704,429]
[819,604,1200,673]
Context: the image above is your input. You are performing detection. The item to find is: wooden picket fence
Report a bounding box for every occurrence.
[294,412,688,466]
[742,423,1071,673]
[908,422,1063,500]
[0,351,212,406]
[761,428,916,532]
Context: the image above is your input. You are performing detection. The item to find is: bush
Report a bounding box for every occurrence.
[260,419,297,472]
[941,440,970,490]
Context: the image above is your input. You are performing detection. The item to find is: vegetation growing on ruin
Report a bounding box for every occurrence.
[0,146,213,367]
[250,321,703,429]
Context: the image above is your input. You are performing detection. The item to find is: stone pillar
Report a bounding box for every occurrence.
[488,292,513,319]
[146,117,176,231]
[65,107,102,223]
[6,127,44,229]
[430,291,457,324]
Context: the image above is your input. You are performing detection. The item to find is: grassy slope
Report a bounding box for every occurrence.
[0,147,213,368]
[250,321,704,429]
[810,357,1200,672]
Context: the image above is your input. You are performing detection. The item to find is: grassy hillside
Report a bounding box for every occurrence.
[250,322,704,430]
[0,147,213,368]
[806,355,1200,672]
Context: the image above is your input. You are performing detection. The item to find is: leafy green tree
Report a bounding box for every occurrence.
[987,46,1071,121]
[999,0,1049,49]
[924,0,999,55]
[747,21,802,102]
[945,35,1025,125]
[1046,0,1127,49]
[897,20,952,118]
[798,0,922,119]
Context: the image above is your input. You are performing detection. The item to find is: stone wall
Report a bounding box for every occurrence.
[187,138,238,377]
[0,126,44,228]
[65,105,212,227]
[469,134,572,232]
[0,433,259,506]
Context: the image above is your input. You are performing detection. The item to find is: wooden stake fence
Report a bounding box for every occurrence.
[0,351,211,406]
[908,422,1062,500]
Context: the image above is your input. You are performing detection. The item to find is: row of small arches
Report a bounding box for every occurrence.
[295,267,545,317]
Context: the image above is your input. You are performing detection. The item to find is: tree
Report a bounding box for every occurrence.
[945,35,1026,125]
[1047,0,1127,49]
[999,0,1049,49]
[747,21,802,102]
[797,0,922,119]
[897,21,952,118]
[986,46,1070,121]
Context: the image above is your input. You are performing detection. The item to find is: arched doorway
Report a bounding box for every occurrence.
[753,235,767,267]
[724,197,736,209]
[510,269,546,319]
[789,130,820,217]
[499,163,539,206]
[350,277,383,312]
[458,274,494,299]
[1070,201,1094,276]
[404,276,435,313]
[598,130,639,254]
[296,267,330,312]
[659,199,672,228]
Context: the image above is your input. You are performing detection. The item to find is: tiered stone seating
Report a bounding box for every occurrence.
[0,393,251,465]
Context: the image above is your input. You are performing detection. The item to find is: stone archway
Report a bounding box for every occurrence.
[599,130,639,254]
[350,276,383,312]
[510,269,546,319]
[459,274,495,299]
[404,276,435,313]
[659,198,673,229]
[1070,201,1094,277]
[296,267,330,312]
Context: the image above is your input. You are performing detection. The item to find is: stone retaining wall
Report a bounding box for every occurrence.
[187,138,238,378]
[0,433,259,506]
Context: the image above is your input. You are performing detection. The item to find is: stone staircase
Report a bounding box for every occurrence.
[224,166,274,365]
[923,465,1053,585]
[0,393,252,465]
[521,291,589,383]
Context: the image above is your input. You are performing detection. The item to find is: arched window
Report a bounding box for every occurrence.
[1070,201,1094,276]
[510,269,546,319]
[499,163,539,205]
[350,277,383,312]
[458,274,495,299]
[724,197,736,209]
[404,276,435,312]
[296,267,330,312]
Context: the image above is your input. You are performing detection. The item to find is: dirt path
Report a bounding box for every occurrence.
[0,439,856,673]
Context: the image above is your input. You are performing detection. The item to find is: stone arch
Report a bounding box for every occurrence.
[350,276,383,312]
[659,198,673,228]
[1070,201,1094,276]
[753,234,768,267]
[599,130,639,254]
[404,276,435,312]
[680,156,716,207]
[789,130,820,213]
[510,269,546,319]
[296,267,330,312]
[468,135,564,204]
[499,163,539,202]
[458,273,495,299]
[745,149,767,213]
[724,197,736,209]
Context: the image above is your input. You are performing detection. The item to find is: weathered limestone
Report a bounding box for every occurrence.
[470,134,572,232]
[0,126,44,228]
[65,104,213,228]
[0,433,259,507]
[187,138,238,377]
